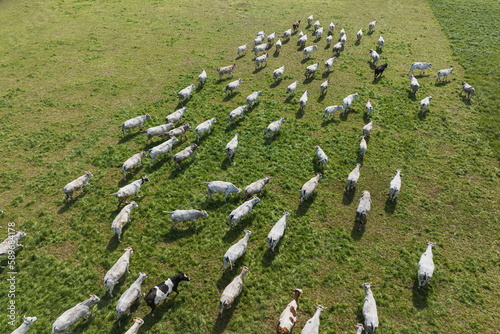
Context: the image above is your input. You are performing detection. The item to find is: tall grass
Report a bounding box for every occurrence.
[0,0,498,333]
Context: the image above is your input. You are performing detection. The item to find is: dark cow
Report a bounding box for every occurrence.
[144,272,190,316]
[374,63,388,80]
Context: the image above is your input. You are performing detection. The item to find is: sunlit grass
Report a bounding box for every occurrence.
[0,0,498,333]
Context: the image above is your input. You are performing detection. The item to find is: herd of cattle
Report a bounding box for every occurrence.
[2,10,475,334]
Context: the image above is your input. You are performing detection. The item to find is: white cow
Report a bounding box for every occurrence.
[52,295,100,333]
[267,212,290,252]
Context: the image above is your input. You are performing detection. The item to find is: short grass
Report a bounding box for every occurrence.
[428,0,500,159]
[0,0,498,333]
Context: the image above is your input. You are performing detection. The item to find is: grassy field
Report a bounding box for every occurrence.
[428,0,500,158]
[0,0,498,333]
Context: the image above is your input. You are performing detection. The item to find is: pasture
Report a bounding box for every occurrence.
[0,0,498,333]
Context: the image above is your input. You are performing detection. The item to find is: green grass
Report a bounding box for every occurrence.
[428,0,500,158]
[0,0,498,333]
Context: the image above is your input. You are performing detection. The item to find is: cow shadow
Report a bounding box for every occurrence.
[118,132,142,144]
[412,278,431,309]
[295,193,316,216]
[221,157,234,170]
[140,297,185,332]
[322,71,331,78]
[252,66,266,74]
[225,122,239,133]
[263,134,278,145]
[300,58,312,64]
[351,218,365,240]
[262,247,278,267]
[211,305,237,334]
[110,300,143,332]
[414,74,430,79]
[295,108,305,119]
[222,218,253,243]
[461,96,472,105]
[434,81,448,87]
[270,79,282,88]
[273,50,280,58]
[418,110,429,120]
[284,95,295,103]
[303,76,315,84]
[71,316,95,334]
[342,189,355,205]
[372,76,383,84]
[339,111,351,122]
[145,158,171,174]
[168,160,197,178]
[106,234,122,252]
[235,54,245,61]
[385,197,397,213]
[407,90,417,101]
[355,40,361,46]
[217,268,237,290]
[367,61,376,70]
[362,114,371,124]
[163,224,202,242]
[357,153,365,165]
[58,198,79,214]
[321,117,338,127]
[223,93,238,102]
[324,44,331,50]
[317,94,326,103]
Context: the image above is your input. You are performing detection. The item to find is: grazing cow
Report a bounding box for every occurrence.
[461,81,475,100]
[277,288,303,334]
[110,176,150,208]
[408,62,432,75]
[173,144,198,169]
[301,304,326,334]
[267,212,290,252]
[389,169,402,201]
[374,63,387,79]
[300,173,322,202]
[362,283,379,333]
[11,316,37,334]
[223,230,252,270]
[124,318,144,334]
[346,164,361,192]
[217,63,236,79]
[162,209,209,228]
[203,180,242,201]
[418,241,436,289]
[228,197,260,229]
[220,266,249,317]
[144,272,191,316]
[356,190,372,229]
[0,231,25,268]
[122,114,151,135]
[244,177,271,199]
[104,247,134,297]
[436,68,453,82]
[63,171,93,200]
[52,295,100,333]
[116,273,148,323]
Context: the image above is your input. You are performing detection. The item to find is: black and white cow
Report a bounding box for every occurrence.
[144,272,190,316]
